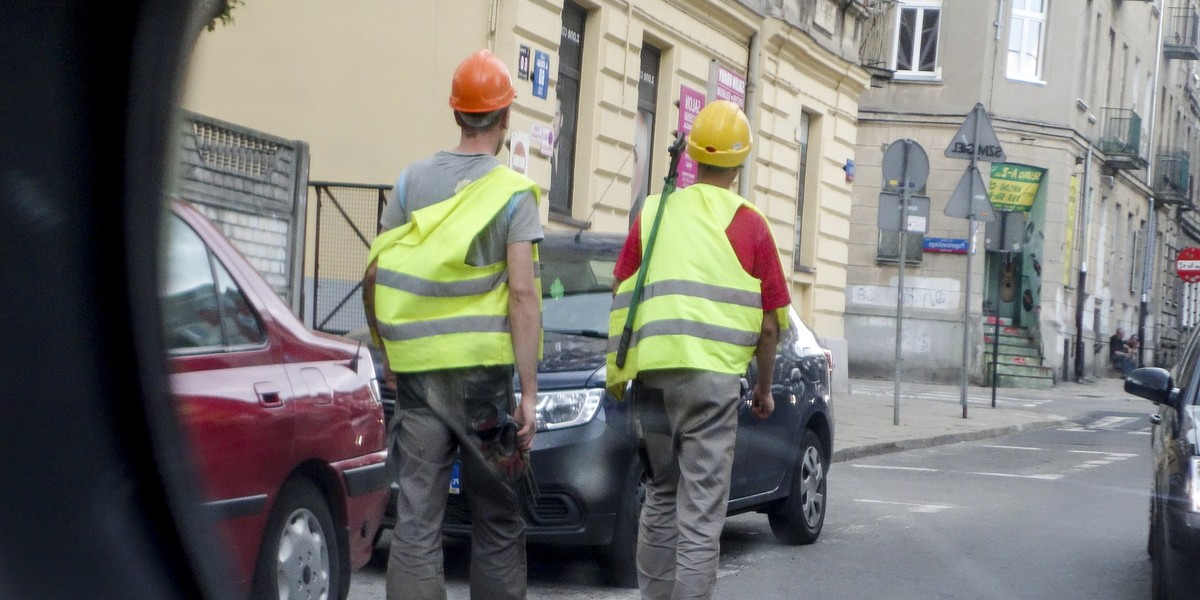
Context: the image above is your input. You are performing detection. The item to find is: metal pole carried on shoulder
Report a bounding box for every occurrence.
[615,131,687,368]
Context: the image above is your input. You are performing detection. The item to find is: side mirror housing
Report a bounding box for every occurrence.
[1124,367,1176,408]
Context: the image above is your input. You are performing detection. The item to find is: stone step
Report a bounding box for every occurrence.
[984,348,1041,360]
[992,372,1056,389]
[983,362,1055,388]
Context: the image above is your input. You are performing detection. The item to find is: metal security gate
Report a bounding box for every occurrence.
[308,182,389,334]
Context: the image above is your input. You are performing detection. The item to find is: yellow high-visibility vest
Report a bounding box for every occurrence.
[606,183,784,394]
[368,166,542,373]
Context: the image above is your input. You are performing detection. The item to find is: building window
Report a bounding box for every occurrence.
[630,43,660,226]
[550,1,586,216]
[892,1,941,79]
[1007,0,1047,82]
[877,230,924,265]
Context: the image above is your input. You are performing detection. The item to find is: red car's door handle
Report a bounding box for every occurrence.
[254,382,283,407]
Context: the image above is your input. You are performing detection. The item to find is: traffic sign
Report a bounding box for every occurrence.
[944,164,996,222]
[1178,247,1200,282]
[882,139,929,190]
[945,103,1006,162]
[878,192,931,233]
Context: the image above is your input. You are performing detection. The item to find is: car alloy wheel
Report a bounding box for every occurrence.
[768,429,827,545]
[253,479,341,600]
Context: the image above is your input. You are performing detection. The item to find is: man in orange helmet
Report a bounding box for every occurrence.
[607,99,788,599]
[364,49,543,600]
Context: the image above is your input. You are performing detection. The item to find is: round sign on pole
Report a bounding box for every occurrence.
[882,139,930,191]
[1177,247,1200,283]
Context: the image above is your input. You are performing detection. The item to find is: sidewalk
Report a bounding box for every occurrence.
[831,375,1133,462]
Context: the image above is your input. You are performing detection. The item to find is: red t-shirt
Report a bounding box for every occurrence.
[613,206,791,311]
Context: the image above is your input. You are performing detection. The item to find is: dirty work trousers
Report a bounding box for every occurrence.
[634,369,741,600]
[385,367,527,600]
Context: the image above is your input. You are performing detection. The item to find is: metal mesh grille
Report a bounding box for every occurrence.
[310,183,388,334]
[192,121,282,179]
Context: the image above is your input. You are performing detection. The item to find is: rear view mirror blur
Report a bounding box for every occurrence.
[1124,367,1175,407]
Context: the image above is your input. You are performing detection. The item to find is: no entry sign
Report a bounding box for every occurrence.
[1178,247,1200,283]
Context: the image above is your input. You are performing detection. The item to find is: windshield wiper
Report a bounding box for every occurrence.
[543,328,607,339]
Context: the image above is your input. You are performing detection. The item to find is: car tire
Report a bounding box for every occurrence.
[768,429,827,545]
[597,461,644,588]
[252,479,343,600]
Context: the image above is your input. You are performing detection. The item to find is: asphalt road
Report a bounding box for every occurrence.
[349,407,1155,599]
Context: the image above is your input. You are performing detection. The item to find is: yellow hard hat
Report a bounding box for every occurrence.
[687,100,752,168]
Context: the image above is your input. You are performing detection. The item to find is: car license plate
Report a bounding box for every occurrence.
[449,461,461,495]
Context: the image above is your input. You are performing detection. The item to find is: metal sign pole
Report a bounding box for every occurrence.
[894,141,911,426]
[960,219,975,419]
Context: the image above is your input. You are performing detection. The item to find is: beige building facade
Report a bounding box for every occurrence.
[851,0,1200,386]
[182,0,873,390]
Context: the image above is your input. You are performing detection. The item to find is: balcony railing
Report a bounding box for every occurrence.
[858,0,895,87]
[1098,108,1148,170]
[1154,151,1191,205]
[1165,7,1200,60]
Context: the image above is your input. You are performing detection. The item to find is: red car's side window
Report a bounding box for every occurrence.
[161,215,264,351]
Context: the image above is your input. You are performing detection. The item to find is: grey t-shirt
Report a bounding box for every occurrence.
[380,151,543,266]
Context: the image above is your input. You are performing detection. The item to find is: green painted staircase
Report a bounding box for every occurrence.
[981,316,1055,389]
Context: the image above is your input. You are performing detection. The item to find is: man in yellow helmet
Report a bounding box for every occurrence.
[363,49,543,600]
[607,99,789,599]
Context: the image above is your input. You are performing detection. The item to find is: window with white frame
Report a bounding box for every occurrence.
[1007,0,1048,82]
[892,0,941,79]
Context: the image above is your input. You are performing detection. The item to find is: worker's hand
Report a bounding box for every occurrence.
[514,392,538,451]
[379,353,396,394]
[751,385,774,420]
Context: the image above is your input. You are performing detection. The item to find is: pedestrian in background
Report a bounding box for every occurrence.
[1109,327,1135,376]
[606,99,790,599]
[363,49,544,600]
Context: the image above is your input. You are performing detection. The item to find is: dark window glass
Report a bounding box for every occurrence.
[919,10,940,72]
[631,44,660,224]
[213,258,264,346]
[551,2,586,216]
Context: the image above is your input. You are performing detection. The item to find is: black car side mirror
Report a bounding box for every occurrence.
[1124,367,1176,408]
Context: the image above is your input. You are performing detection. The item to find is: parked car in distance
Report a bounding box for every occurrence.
[1124,326,1200,600]
[161,199,390,600]
[359,229,834,587]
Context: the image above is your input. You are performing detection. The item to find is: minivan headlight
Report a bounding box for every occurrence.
[533,389,604,431]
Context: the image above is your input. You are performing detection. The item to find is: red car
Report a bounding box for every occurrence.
[161,199,389,600]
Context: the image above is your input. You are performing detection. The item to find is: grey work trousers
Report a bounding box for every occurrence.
[634,369,741,600]
[385,367,527,600]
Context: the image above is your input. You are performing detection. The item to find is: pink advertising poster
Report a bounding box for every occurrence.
[713,63,746,109]
[676,85,706,189]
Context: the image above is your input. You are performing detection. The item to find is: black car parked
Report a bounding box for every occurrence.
[358,230,835,586]
[1125,327,1200,599]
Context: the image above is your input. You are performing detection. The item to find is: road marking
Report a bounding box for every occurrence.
[981,444,1042,451]
[1089,416,1139,430]
[855,499,955,513]
[1057,427,1098,432]
[967,471,1064,480]
[1069,450,1138,458]
[852,464,938,472]
[855,463,1064,480]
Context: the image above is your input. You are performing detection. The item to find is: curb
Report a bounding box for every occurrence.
[829,418,1074,463]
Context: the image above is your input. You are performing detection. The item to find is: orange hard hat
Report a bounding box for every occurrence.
[449,49,517,113]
